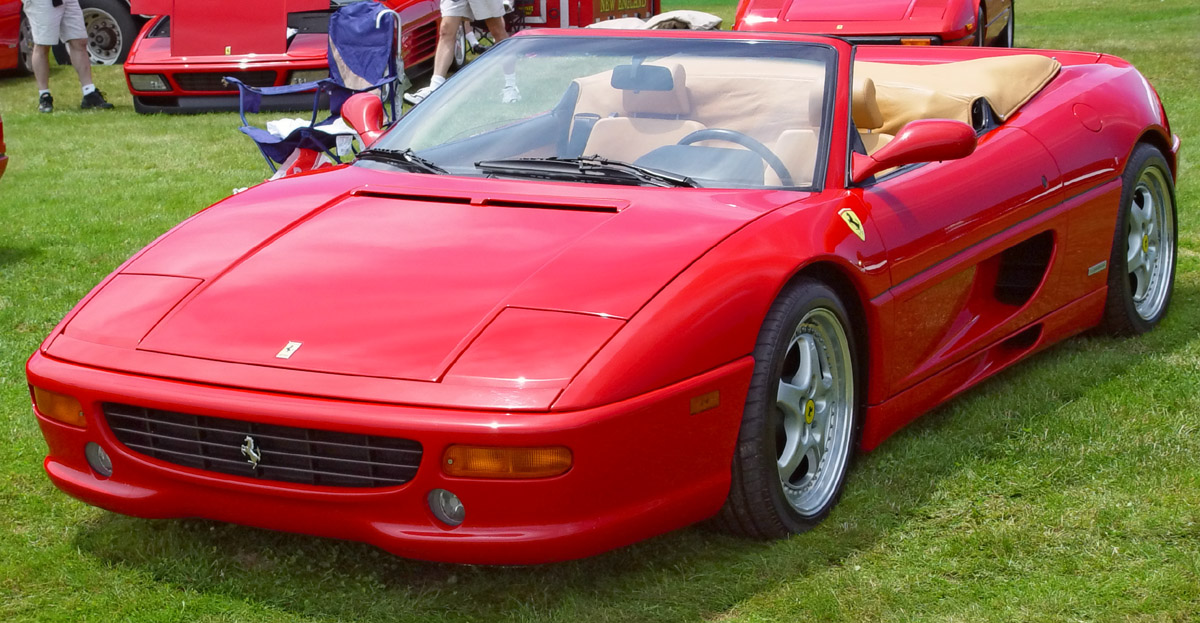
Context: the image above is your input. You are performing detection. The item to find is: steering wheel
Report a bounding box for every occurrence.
[676,128,794,187]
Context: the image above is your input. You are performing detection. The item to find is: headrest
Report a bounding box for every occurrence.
[807,87,825,127]
[619,63,691,116]
[852,76,884,130]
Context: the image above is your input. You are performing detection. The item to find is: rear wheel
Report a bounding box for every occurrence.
[716,279,861,538]
[1000,1,1015,47]
[17,12,33,74]
[974,7,986,46]
[1099,144,1177,335]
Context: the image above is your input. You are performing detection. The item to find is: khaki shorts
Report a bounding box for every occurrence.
[440,0,506,22]
[24,0,87,46]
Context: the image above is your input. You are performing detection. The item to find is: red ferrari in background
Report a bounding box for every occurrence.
[28,29,1178,563]
[0,0,30,73]
[124,0,438,113]
[736,0,1015,47]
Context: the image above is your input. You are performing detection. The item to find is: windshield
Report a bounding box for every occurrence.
[368,35,835,189]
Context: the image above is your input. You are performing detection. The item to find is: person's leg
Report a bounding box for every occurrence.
[33,44,52,91]
[481,16,518,102]
[432,15,466,80]
[67,38,95,87]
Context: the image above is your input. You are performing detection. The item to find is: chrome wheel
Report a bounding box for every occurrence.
[717,279,861,538]
[83,8,123,64]
[18,14,33,74]
[775,308,855,516]
[1125,166,1174,321]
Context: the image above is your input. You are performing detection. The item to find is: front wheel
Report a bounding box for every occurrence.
[1099,144,1177,335]
[716,278,861,538]
[974,7,987,46]
[1000,1,1015,47]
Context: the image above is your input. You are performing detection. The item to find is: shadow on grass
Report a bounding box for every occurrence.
[67,281,1200,622]
[0,245,43,269]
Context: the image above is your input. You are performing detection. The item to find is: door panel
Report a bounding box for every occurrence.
[860,126,1063,398]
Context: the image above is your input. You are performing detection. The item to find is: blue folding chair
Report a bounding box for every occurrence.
[229,1,402,173]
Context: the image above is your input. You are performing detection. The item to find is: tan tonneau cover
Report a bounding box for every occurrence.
[854,55,1061,135]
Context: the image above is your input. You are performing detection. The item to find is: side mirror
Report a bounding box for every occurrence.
[851,119,977,184]
[341,93,385,148]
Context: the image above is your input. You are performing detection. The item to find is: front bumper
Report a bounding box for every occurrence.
[27,351,751,564]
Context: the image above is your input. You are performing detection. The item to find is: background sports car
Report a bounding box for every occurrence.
[0,0,29,73]
[735,0,1015,47]
[123,0,438,113]
[28,28,1177,564]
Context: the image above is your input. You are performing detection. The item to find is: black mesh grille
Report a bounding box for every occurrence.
[103,403,422,488]
[174,71,278,92]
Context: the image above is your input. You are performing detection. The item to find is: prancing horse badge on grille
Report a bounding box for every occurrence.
[241,435,262,467]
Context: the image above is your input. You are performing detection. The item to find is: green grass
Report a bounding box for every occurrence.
[1,0,1198,620]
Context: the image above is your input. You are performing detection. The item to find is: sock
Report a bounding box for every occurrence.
[39,89,51,97]
[504,72,517,88]
[430,74,447,89]
[82,84,97,96]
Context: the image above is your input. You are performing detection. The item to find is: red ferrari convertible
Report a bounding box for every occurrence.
[736,0,1015,47]
[123,0,438,113]
[28,29,1178,564]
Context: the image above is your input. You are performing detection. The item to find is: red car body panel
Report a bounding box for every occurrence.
[123,0,439,113]
[28,30,1177,563]
[735,0,1013,46]
[0,0,19,71]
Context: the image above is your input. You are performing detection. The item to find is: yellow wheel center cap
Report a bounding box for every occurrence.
[804,399,816,425]
[1142,234,1150,254]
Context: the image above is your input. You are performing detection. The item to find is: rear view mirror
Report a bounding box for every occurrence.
[851,119,977,184]
[611,63,674,91]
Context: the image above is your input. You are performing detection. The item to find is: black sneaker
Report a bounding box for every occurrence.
[38,92,53,113]
[80,90,114,110]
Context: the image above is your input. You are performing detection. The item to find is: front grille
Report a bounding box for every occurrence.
[174,71,278,92]
[103,403,422,488]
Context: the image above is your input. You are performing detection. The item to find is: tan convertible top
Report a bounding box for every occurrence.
[854,55,1062,135]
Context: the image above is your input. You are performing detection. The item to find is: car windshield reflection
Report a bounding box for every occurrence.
[368,36,835,189]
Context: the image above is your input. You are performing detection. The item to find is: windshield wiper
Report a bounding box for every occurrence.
[474,156,699,188]
[356,148,449,175]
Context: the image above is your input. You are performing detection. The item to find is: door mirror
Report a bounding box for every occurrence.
[851,119,977,184]
[341,93,386,148]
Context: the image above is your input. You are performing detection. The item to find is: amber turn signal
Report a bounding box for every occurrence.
[443,445,572,479]
[900,38,933,45]
[31,386,86,427]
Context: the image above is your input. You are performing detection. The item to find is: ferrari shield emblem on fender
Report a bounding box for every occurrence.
[241,436,262,467]
[838,208,866,242]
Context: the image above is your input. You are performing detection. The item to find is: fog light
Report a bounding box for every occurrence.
[428,488,465,526]
[128,73,169,91]
[31,386,86,427]
[85,442,113,478]
[443,445,572,479]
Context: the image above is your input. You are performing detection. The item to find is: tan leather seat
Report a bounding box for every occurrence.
[582,64,705,163]
[766,89,824,186]
[853,76,893,155]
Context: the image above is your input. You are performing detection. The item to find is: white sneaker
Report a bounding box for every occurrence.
[501,84,520,104]
[404,85,436,105]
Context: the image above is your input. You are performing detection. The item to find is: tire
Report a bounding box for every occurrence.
[1000,1,1015,47]
[715,278,862,538]
[974,7,986,46]
[17,12,33,75]
[80,0,138,65]
[451,24,467,70]
[1099,144,1177,335]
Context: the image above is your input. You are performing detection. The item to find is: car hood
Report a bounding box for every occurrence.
[52,166,787,388]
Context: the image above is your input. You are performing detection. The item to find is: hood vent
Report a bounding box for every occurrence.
[352,190,626,213]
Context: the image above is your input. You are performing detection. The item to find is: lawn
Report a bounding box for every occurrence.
[1,0,1198,621]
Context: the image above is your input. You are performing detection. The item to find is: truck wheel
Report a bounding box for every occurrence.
[53,0,138,65]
